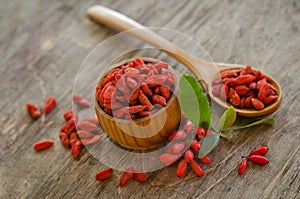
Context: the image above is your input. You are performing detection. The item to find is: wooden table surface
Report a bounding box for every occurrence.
[1,0,299,198]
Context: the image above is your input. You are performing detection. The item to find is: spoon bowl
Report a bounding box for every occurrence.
[87,5,282,117]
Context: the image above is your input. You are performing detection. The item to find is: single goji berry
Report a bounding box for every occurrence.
[176,159,187,177]
[167,142,185,154]
[251,98,264,110]
[63,110,75,121]
[159,153,180,166]
[44,96,57,114]
[212,84,223,97]
[69,132,78,147]
[81,135,102,145]
[235,85,249,96]
[229,88,241,107]
[249,146,269,156]
[196,127,206,140]
[77,130,94,139]
[160,86,171,101]
[221,70,238,78]
[77,120,99,132]
[249,155,269,165]
[199,155,211,164]
[236,75,255,85]
[141,83,153,97]
[145,75,168,88]
[190,160,204,176]
[87,116,99,125]
[119,167,134,187]
[73,94,90,107]
[34,140,54,151]
[238,158,248,175]
[139,90,152,108]
[133,170,147,182]
[184,150,194,162]
[174,130,187,140]
[212,77,223,85]
[191,140,202,152]
[184,121,194,132]
[220,84,229,100]
[153,61,168,71]
[152,95,167,106]
[59,132,70,148]
[26,103,41,119]
[263,95,278,105]
[125,67,140,77]
[71,140,82,158]
[95,168,113,181]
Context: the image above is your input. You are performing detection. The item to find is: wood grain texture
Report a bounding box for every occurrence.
[0,0,299,198]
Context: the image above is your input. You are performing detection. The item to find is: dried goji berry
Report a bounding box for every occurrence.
[133,170,147,182]
[77,120,99,132]
[63,110,77,121]
[59,132,70,148]
[196,127,206,140]
[77,130,94,139]
[176,159,187,177]
[34,140,54,151]
[139,90,152,108]
[184,121,194,132]
[249,146,269,156]
[44,96,57,114]
[73,94,90,107]
[238,158,248,175]
[236,75,255,85]
[81,135,102,145]
[167,142,185,154]
[159,153,180,166]
[249,155,269,165]
[184,150,194,162]
[119,167,134,187]
[191,140,202,152]
[251,98,264,110]
[95,168,113,181]
[212,84,222,97]
[263,95,278,105]
[221,70,238,78]
[71,140,82,158]
[174,130,187,140]
[69,132,78,147]
[152,95,166,106]
[26,103,41,119]
[190,160,204,176]
[145,75,168,88]
[141,83,153,97]
[199,155,211,165]
[229,88,241,107]
[235,85,249,96]
[87,116,99,125]
[160,86,171,100]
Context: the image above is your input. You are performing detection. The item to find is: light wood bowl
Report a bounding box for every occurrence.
[94,58,181,151]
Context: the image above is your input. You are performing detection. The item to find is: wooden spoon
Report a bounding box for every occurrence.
[87,5,282,117]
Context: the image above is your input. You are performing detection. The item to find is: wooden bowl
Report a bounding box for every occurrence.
[94,58,181,151]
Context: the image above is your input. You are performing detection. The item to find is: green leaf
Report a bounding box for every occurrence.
[219,106,236,131]
[179,74,211,129]
[198,134,220,158]
[227,118,276,131]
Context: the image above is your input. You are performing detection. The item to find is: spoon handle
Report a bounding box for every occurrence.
[87,5,204,79]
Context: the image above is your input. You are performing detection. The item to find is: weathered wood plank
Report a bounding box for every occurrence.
[0,0,299,198]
